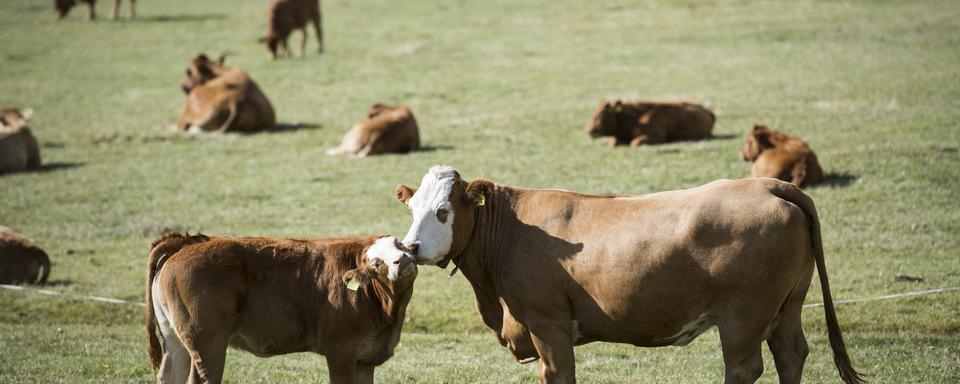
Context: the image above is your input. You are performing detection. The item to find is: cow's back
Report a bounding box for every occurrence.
[0,128,39,172]
[659,103,714,141]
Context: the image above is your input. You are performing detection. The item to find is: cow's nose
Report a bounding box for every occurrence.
[405,243,419,255]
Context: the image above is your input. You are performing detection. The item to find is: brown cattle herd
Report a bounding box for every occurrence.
[0,2,864,384]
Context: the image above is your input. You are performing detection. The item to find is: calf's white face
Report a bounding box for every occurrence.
[402,166,457,265]
[366,236,415,281]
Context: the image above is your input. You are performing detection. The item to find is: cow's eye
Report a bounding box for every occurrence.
[436,208,449,223]
[185,69,192,76]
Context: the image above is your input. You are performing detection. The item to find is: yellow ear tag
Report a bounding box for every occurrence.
[476,195,485,207]
[613,104,624,113]
[346,278,360,291]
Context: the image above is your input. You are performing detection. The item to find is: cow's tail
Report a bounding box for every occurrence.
[145,233,208,371]
[35,248,50,285]
[771,182,865,384]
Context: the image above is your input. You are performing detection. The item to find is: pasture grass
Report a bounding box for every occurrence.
[2,0,959,382]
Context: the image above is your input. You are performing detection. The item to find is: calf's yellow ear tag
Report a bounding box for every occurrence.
[476,195,485,207]
[346,278,360,291]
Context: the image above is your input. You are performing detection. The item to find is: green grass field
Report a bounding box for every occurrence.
[2,0,959,382]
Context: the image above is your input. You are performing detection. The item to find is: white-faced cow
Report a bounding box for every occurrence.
[394,166,863,384]
[146,233,417,384]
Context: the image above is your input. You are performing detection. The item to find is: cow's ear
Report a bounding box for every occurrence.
[216,53,227,65]
[343,267,376,291]
[752,124,768,133]
[612,100,624,113]
[464,179,495,207]
[395,184,416,205]
[21,108,33,122]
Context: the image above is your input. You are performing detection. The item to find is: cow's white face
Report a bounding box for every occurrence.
[401,166,457,265]
[366,236,415,281]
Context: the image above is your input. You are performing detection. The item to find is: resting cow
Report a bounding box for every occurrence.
[585,99,714,147]
[0,226,51,285]
[741,124,823,188]
[395,166,863,384]
[260,0,324,59]
[54,0,136,20]
[174,54,276,133]
[325,103,420,157]
[145,234,416,384]
[0,108,41,174]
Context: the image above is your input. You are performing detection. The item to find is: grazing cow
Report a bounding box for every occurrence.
[0,108,41,174]
[585,99,714,147]
[325,103,420,157]
[0,226,50,285]
[741,124,824,188]
[146,234,417,384]
[174,54,276,133]
[54,0,136,20]
[260,0,324,59]
[394,166,863,384]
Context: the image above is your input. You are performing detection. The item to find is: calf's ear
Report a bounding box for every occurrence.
[464,179,494,207]
[343,267,376,291]
[395,185,416,205]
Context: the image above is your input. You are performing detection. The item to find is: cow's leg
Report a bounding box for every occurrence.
[528,322,576,384]
[354,365,375,384]
[325,353,358,384]
[767,279,812,384]
[718,317,766,384]
[128,0,136,18]
[629,135,650,148]
[299,28,307,58]
[111,0,119,20]
[313,7,324,53]
[156,333,192,384]
[87,2,96,20]
[182,331,231,384]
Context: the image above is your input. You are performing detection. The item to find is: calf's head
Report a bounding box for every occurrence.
[54,0,75,19]
[395,166,494,266]
[584,100,623,138]
[343,236,417,290]
[0,108,32,132]
[181,54,225,94]
[740,124,775,162]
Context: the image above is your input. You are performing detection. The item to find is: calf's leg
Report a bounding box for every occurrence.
[157,334,192,384]
[354,365,375,384]
[326,353,358,384]
[300,28,308,57]
[129,0,136,18]
[181,330,231,384]
[111,0,119,20]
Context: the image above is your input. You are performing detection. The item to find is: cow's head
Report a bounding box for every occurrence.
[258,34,281,59]
[343,236,417,290]
[367,103,392,119]
[395,166,493,266]
[0,108,32,132]
[740,124,775,162]
[181,54,225,94]
[584,100,623,138]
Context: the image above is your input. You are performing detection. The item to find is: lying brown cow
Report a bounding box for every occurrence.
[146,234,417,383]
[741,124,824,188]
[260,0,324,59]
[0,226,51,285]
[174,54,276,133]
[54,0,136,20]
[325,103,420,157]
[395,166,863,384]
[0,108,41,174]
[585,99,714,147]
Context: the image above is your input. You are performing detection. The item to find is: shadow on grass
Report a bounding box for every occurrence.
[818,173,858,188]
[136,14,227,23]
[706,133,739,141]
[43,280,75,287]
[266,122,323,134]
[4,162,85,175]
[417,145,456,153]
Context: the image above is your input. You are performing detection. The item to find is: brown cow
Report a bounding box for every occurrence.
[741,124,823,188]
[0,108,41,174]
[585,99,715,147]
[54,0,136,21]
[146,234,417,384]
[0,226,51,285]
[325,103,420,157]
[174,54,276,133]
[260,0,324,59]
[395,166,863,384]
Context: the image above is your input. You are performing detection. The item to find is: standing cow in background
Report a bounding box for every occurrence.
[326,103,420,157]
[174,54,276,133]
[394,166,863,384]
[585,99,714,147]
[260,0,324,59]
[0,108,41,174]
[54,0,136,21]
[0,226,51,285]
[741,124,824,188]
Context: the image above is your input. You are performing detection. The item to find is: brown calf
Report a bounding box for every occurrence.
[146,234,417,384]
[260,0,324,59]
[174,54,276,133]
[0,108,41,174]
[741,124,823,188]
[0,226,51,285]
[326,103,420,157]
[54,0,136,20]
[585,99,715,147]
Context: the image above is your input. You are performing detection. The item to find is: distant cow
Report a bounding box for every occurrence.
[0,108,41,174]
[174,54,276,133]
[146,234,417,384]
[0,226,50,285]
[326,103,420,157]
[741,124,823,188]
[585,100,714,147]
[260,0,324,59]
[54,0,136,20]
[395,165,863,384]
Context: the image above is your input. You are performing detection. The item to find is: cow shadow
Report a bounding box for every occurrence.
[2,162,84,176]
[817,173,858,188]
[705,133,739,141]
[43,279,75,287]
[416,145,456,153]
[266,123,323,134]
[136,14,227,23]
